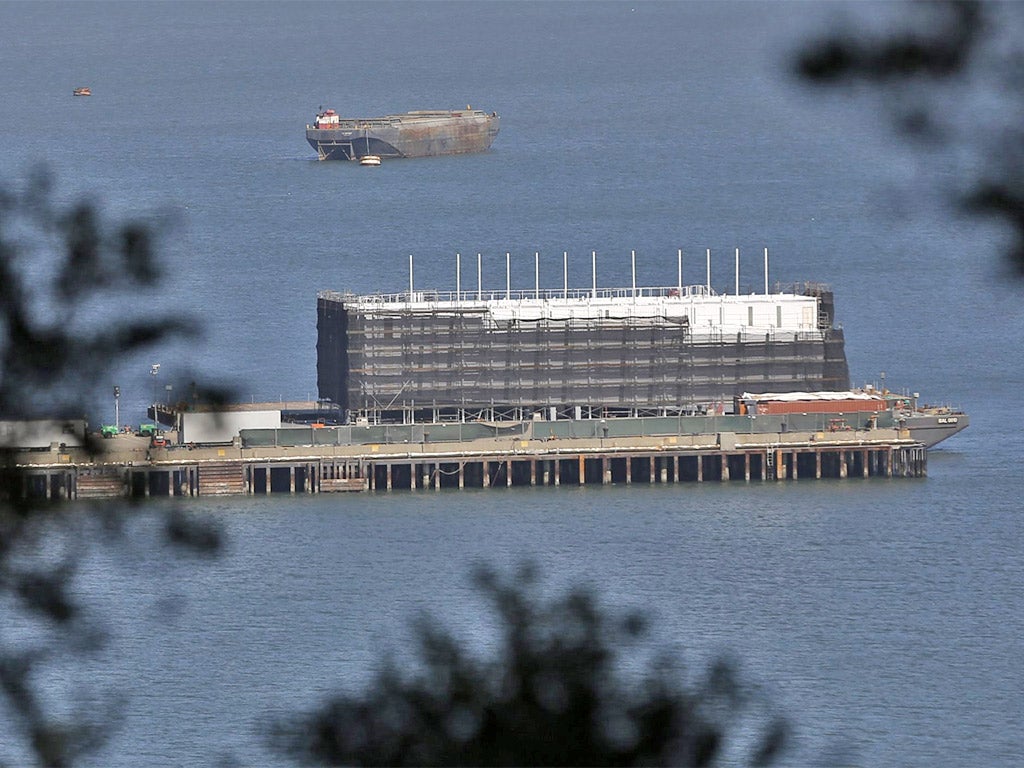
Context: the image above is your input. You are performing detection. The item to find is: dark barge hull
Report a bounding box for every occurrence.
[306,109,500,161]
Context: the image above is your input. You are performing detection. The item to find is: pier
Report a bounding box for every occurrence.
[3,423,926,501]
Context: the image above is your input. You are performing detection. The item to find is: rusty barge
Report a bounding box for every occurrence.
[306,107,500,161]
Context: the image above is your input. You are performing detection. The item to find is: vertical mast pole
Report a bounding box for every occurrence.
[477,253,482,300]
[563,251,568,299]
[456,252,461,303]
[409,253,414,298]
[631,249,637,300]
[706,248,711,293]
[535,251,539,300]
[677,248,683,295]
[735,247,740,295]
[505,252,511,300]
[764,246,769,295]
[591,251,597,299]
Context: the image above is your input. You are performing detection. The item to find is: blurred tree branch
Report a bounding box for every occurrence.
[0,170,220,766]
[273,563,787,767]
[795,0,1024,274]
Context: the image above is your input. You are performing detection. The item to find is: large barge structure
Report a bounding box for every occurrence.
[0,250,965,501]
[317,250,850,422]
[316,249,966,447]
[306,107,500,161]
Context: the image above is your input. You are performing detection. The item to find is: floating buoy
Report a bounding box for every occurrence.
[359,155,381,166]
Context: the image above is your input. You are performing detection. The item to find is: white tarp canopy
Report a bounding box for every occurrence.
[742,391,885,403]
[181,410,281,444]
[0,420,86,449]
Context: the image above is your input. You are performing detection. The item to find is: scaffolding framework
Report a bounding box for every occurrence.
[317,283,850,422]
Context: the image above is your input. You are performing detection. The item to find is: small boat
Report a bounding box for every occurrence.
[359,155,382,167]
[73,87,92,96]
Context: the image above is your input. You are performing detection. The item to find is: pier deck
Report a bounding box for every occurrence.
[4,425,926,501]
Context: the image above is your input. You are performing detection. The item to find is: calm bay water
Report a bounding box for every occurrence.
[1,2,1022,766]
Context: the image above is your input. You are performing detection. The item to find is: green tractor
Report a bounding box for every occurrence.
[138,423,158,437]
[100,425,119,438]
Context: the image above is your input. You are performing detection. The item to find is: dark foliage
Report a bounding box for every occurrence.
[0,171,197,425]
[795,0,1024,274]
[0,172,221,766]
[274,564,786,767]
[796,1,982,83]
